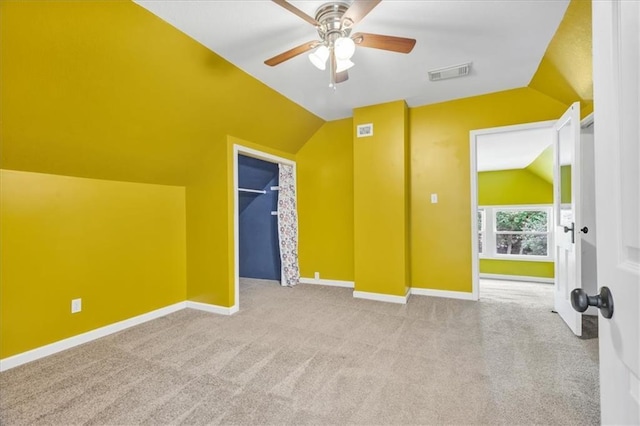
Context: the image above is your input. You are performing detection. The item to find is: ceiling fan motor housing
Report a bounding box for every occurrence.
[315,2,351,43]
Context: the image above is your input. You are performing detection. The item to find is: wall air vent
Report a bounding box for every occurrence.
[356,123,374,138]
[428,62,472,81]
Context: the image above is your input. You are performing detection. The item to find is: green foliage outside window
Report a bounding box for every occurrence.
[495,210,548,256]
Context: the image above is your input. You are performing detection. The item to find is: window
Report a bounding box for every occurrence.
[478,209,485,255]
[478,206,552,261]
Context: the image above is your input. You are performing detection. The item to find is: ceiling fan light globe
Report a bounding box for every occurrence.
[308,45,329,70]
[336,58,354,73]
[334,37,356,60]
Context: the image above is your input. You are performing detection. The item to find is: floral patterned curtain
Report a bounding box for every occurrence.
[277,164,300,287]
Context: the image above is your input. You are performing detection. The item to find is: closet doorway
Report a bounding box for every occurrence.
[232,145,297,310]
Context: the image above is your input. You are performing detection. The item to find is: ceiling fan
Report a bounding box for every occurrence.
[265,0,416,87]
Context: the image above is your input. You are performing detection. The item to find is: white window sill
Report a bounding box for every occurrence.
[479,255,553,263]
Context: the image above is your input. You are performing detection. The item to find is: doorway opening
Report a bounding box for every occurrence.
[233,145,297,310]
[469,112,598,337]
[470,120,556,308]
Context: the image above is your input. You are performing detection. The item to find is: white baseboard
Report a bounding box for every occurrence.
[353,289,410,304]
[0,302,187,372]
[479,273,554,284]
[299,277,354,288]
[186,301,239,315]
[0,299,242,372]
[411,287,477,301]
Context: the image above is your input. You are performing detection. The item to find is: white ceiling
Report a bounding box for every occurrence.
[477,127,553,172]
[134,0,569,121]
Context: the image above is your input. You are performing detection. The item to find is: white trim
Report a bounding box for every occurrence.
[479,273,554,284]
[482,254,553,263]
[471,130,480,301]
[0,300,246,372]
[480,203,553,209]
[299,277,355,288]
[470,120,556,138]
[410,287,477,301]
[235,145,296,167]
[470,120,556,301]
[233,144,297,299]
[353,289,410,304]
[479,205,554,262]
[0,302,186,372]
[580,112,594,128]
[186,301,239,315]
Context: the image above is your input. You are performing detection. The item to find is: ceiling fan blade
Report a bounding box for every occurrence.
[271,0,319,26]
[341,0,381,27]
[264,41,320,66]
[352,32,416,54]
[336,70,349,83]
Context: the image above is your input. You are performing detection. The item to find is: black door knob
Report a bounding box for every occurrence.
[580,226,589,234]
[570,287,614,319]
[563,222,575,243]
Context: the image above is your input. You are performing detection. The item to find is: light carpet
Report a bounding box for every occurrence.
[0,279,599,425]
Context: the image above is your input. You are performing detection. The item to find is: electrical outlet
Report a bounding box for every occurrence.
[71,298,82,314]
[314,272,320,280]
[430,193,438,203]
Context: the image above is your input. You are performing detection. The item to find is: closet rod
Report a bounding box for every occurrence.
[238,188,266,194]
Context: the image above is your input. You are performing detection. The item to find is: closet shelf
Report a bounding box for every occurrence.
[238,188,266,194]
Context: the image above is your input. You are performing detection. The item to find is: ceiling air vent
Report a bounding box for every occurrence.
[428,62,472,81]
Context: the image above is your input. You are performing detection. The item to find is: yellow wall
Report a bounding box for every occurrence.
[0,1,323,185]
[410,88,568,292]
[185,137,232,307]
[561,165,572,204]
[480,259,554,279]
[526,145,554,183]
[353,101,410,296]
[477,168,553,278]
[296,90,571,292]
[478,169,552,206]
[0,0,594,359]
[0,170,187,358]
[1,0,323,341]
[185,135,296,308]
[297,119,354,281]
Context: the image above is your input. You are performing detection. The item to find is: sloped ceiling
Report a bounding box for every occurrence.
[135,0,570,121]
[0,0,593,185]
[528,0,593,113]
[477,127,553,172]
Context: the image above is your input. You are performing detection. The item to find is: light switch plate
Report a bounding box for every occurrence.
[431,193,438,203]
[71,298,82,314]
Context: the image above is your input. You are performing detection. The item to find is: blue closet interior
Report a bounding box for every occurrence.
[238,155,281,281]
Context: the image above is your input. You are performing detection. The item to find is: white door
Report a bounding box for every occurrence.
[553,102,583,336]
[593,0,640,423]
[579,121,599,315]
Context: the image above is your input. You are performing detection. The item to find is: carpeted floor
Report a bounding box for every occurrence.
[0,279,600,425]
[479,278,554,308]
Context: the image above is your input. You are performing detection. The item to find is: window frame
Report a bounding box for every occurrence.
[477,208,486,255]
[478,205,554,262]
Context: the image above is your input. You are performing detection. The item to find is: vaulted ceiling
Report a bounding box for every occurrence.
[135,0,571,120]
[0,0,593,185]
